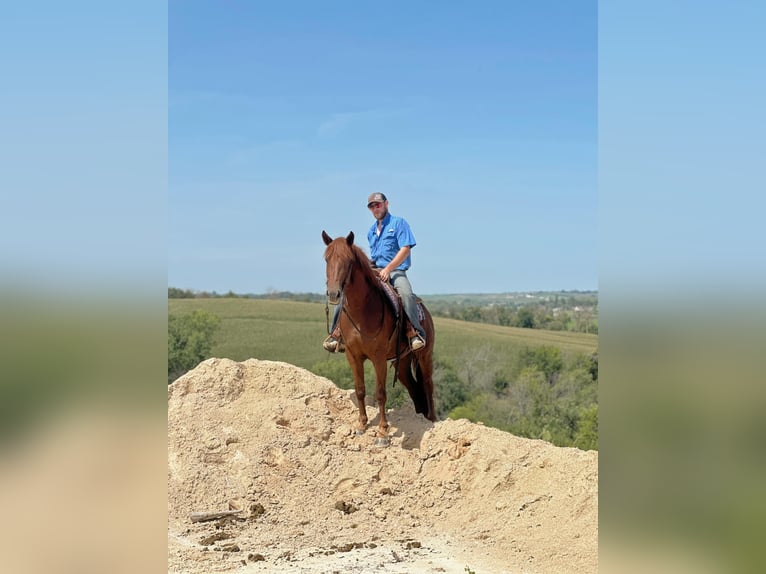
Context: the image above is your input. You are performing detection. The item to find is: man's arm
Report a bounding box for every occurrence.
[378,245,411,282]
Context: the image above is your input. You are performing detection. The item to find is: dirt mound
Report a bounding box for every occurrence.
[168,358,598,573]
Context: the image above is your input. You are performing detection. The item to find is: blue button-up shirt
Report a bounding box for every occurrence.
[367,213,417,270]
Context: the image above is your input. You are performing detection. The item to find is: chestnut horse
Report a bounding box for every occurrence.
[322,230,436,445]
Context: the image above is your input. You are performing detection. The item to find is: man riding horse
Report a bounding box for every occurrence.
[323,192,426,353]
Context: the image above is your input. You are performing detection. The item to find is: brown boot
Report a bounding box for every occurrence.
[410,335,425,350]
[404,322,424,350]
[322,329,345,353]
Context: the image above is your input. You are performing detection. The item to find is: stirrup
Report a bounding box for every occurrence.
[323,336,345,353]
[410,335,425,351]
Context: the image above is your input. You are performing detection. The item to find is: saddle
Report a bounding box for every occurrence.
[329,277,423,345]
[377,277,424,337]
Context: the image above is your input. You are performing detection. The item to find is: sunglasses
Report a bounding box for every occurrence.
[368,202,383,209]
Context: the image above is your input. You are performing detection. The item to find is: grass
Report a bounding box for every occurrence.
[168,298,598,372]
[433,316,597,356]
[168,298,329,370]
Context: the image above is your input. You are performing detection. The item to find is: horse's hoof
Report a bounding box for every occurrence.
[374,437,390,447]
[355,429,365,437]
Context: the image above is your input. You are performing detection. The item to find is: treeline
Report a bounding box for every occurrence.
[428,302,598,334]
[168,287,324,303]
[311,345,598,451]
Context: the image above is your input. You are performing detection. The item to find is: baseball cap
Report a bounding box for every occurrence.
[367,192,387,206]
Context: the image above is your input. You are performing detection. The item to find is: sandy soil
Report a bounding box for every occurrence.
[168,358,597,574]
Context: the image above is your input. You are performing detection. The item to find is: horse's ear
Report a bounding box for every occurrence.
[322,230,333,246]
[346,231,354,246]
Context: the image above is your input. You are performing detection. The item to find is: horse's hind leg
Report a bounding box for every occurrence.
[347,355,368,434]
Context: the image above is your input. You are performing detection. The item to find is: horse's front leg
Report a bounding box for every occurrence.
[348,355,368,435]
[373,360,390,446]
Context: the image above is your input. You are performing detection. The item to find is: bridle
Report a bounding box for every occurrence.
[325,251,352,331]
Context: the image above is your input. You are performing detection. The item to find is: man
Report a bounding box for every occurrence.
[323,192,426,352]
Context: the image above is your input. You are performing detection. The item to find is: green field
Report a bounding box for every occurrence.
[168,298,598,371]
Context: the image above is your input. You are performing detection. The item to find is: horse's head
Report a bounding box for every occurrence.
[322,230,355,304]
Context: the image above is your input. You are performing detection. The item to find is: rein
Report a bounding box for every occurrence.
[341,288,386,341]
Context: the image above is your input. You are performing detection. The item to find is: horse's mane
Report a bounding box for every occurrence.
[326,238,383,292]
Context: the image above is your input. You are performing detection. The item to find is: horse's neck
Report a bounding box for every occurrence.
[344,268,384,316]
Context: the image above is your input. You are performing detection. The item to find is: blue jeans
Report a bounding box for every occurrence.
[328,270,425,340]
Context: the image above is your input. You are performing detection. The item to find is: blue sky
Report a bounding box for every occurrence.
[169,1,597,295]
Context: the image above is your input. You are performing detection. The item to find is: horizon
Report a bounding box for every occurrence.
[168,286,598,297]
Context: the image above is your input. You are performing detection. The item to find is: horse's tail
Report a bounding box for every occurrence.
[410,358,430,416]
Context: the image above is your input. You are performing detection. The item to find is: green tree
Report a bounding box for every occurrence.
[512,367,552,423]
[448,395,488,422]
[458,306,481,323]
[433,359,469,418]
[456,344,503,396]
[497,306,514,326]
[516,307,535,328]
[168,287,195,298]
[520,346,563,384]
[168,310,221,381]
[573,404,598,450]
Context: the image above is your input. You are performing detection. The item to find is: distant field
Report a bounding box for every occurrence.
[433,316,597,356]
[422,291,597,305]
[168,298,598,372]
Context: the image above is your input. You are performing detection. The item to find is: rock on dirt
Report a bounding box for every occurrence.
[168,358,598,573]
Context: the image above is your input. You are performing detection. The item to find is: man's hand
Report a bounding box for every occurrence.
[376,246,411,283]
